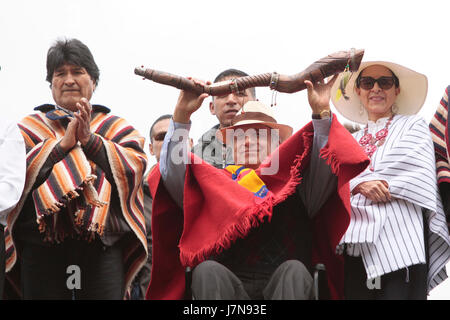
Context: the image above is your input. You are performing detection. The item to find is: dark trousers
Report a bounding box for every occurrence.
[191,260,314,300]
[0,225,4,300]
[19,238,124,300]
[344,255,427,300]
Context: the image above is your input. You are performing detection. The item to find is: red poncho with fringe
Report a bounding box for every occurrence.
[147,117,369,300]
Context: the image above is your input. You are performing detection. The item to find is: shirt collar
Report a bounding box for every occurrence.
[367,115,395,131]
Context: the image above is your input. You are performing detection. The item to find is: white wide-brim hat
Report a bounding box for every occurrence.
[217,100,293,144]
[331,61,428,124]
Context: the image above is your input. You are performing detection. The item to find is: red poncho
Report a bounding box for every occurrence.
[147,117,369,299]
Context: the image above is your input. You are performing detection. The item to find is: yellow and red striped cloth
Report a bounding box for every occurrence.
[225,165,269,199]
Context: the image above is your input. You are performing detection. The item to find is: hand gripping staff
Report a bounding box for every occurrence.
[134,49,364,96]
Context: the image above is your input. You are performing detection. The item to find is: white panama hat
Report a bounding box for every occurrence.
[331,61,428,124]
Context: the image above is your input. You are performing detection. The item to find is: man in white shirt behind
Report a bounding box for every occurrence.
[0,115,26,298]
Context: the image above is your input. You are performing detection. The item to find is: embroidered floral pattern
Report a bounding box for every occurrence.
[359,115,394,171]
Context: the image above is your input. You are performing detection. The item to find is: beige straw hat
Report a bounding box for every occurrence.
[217,101,293,144]
[331,61,428,124]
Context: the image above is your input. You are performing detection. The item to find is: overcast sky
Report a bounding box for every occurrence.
[1,0,450,299]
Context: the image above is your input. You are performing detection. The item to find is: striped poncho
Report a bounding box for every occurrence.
[4,104,148,296]
[430,86,450,185]
[342,114,450,292]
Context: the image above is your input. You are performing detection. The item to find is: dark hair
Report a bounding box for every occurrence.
[355,68,399,89]
[149,114,172,140]
[46,38,100,86]
[213,68,256,98]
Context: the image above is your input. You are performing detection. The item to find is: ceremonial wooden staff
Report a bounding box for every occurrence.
[134,48,364,95]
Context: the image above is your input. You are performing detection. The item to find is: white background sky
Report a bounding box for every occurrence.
[1,0,450,299]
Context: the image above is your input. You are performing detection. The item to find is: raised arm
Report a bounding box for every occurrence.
[297,77,339,217]
[159,78,210,208]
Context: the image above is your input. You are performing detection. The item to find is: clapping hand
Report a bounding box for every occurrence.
[73,97,93,146]
[59,97,92,152]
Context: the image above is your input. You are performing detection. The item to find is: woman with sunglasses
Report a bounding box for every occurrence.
[330,61,450,299]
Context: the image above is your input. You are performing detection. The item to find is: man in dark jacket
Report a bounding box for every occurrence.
[130,114,171,299]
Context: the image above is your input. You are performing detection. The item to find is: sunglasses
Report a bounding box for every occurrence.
[152,132,167,141]
[357,76,397,90]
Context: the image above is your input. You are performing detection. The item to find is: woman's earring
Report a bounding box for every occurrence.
[392,103,399,114]
[359,103,365,116]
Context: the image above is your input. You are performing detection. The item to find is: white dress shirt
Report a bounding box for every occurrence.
[0,117,26,225]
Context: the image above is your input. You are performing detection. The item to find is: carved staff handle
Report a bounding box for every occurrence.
[135,48,364,95]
